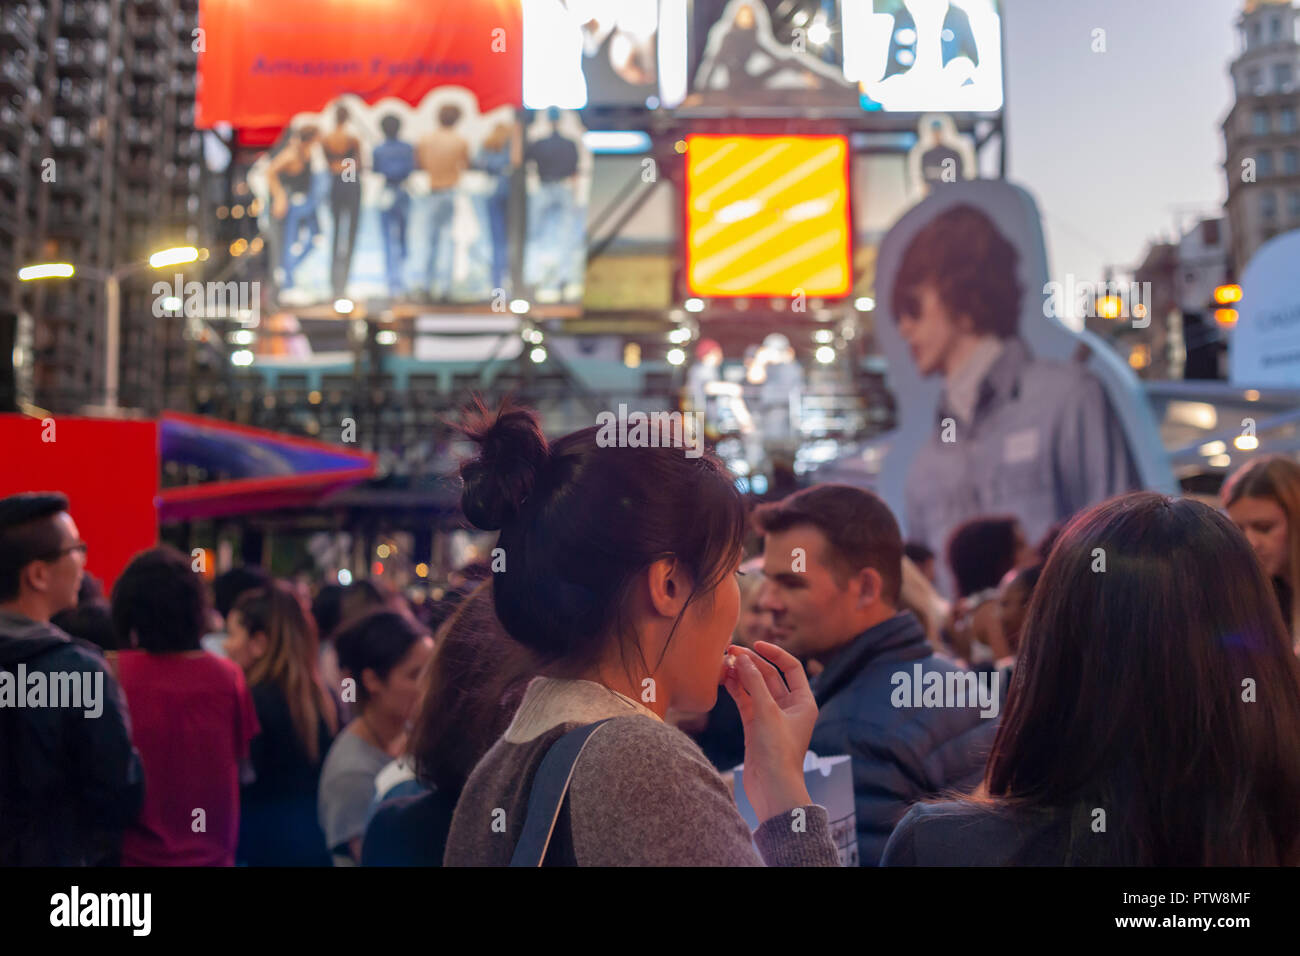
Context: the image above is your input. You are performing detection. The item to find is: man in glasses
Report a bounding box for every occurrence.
[0,492,143,865]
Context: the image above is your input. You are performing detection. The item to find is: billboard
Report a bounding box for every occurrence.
[685,134,851,298]
[843,0,1004,112]
[680,0,861,110]
[244,92,591,310]
[196,0,523,130]
[522,0,663,109]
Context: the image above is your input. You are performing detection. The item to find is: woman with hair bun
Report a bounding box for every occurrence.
[443,401,840,866]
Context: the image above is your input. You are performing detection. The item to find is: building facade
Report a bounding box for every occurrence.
[1222,0,1300,276]
[0,0,202,415]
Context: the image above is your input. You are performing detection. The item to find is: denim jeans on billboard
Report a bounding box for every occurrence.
[425,188,456,294]
[380,187,411,297]
[485,187,509,291]
[329,178,362,299]
[530,181,575,288]
[281,194,321,283]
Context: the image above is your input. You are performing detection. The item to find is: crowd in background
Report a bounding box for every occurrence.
[3,410,1300,867]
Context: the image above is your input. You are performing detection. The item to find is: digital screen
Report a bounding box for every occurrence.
[685,134,851,298]
[523,0,663,109]
[843,0,1004,112]
[679,0,860,111]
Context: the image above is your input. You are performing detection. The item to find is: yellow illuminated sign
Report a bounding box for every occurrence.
[686,135,851,298]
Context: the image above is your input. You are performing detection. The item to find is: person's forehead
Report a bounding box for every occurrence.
[1230,496,1285,522]
[763,525,835,568]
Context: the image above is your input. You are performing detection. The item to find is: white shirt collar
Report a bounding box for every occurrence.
[944,337,1004,426]
[503,676,663,743]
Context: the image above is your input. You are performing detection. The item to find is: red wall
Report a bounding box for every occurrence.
[0,415,159,591]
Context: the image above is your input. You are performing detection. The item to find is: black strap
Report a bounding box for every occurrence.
[509,718,614,867]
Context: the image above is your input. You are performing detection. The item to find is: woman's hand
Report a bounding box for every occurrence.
[722,641,819,823]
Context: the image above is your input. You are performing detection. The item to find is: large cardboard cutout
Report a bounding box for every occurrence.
[859,180,1173,557]
[1230,229,1300,388]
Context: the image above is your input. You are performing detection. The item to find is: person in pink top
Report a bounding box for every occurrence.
[110,547,259,866]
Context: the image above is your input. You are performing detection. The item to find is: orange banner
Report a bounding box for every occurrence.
[197,0,523,130]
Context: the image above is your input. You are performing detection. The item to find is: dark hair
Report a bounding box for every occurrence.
[380,113,402,138]
[458,400,746,676]
[111,546,208,652]
[409,582,536,795]
[312,583,346,643]
[51,602,117,652]
[1036,521,1066,562]
[0,492,71,602]
[1006,562,1042,596]
[438,105,461,128]
[985,492,1300,865]
[946,516,1021,597]
[892,204,1022,339]
[214,565,271,619]
[334,104,349,125]
[334,610,428,706]
[752,484,903,605]
[903,541,934,566]
[337,579,408,636]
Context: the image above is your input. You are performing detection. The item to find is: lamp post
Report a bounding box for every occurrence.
[18,246,201,413]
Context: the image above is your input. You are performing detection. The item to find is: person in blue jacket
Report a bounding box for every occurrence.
[754,483,997,866]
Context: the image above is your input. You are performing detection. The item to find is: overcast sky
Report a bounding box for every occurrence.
[1002,0,1243,283]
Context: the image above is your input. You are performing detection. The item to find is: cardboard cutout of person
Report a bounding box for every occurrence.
[830,181,1173,561]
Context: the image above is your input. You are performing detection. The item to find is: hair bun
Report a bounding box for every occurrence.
[459,401,549,531]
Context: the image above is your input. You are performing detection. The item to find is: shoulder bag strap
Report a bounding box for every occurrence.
[509,717,615,867]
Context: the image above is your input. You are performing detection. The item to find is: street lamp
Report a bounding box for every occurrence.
[17,246,202,413]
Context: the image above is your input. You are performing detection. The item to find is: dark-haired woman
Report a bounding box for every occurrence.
[317,609,434,865]
[882,492,1300,866]
[363,581,537,866]
[1223,455,1300,652]
[226,583,339,866]
[111,547,259,866]
[441,402,840,866]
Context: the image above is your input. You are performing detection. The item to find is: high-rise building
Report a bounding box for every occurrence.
[0,0,202,415]
[1222,0,1300,276]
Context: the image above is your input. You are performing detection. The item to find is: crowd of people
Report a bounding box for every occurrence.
[3,405,1300,866]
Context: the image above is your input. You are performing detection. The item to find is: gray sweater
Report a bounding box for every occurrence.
[443,677,841,866]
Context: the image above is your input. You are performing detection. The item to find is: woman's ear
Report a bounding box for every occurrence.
[361,667,384,700]
[646,557,687,618]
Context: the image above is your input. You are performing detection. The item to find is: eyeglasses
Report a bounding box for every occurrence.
[41,541,87,561]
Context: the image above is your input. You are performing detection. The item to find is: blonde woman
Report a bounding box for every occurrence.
[225,582,340,865]
[1223,456,1300,652]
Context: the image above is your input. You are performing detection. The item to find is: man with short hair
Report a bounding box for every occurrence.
[0,492,143,865]
[753,484,996,866]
